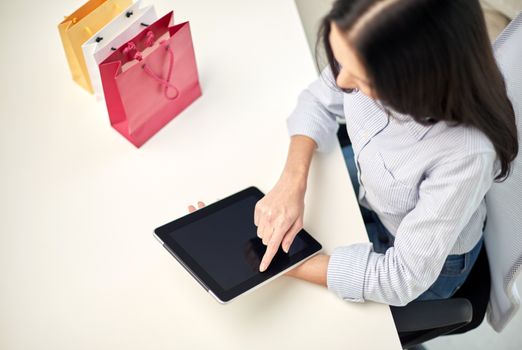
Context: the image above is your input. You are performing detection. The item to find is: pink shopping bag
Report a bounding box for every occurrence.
[99,12,202,147]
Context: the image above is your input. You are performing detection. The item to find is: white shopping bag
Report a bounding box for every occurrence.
[82,0,158,100]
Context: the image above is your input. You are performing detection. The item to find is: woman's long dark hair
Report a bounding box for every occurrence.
[316,0,518,181]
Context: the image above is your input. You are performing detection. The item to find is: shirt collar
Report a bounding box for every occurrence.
[390,110,435,140]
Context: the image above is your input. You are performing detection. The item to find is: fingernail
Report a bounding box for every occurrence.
[283,245,288,253]
[260,262,266,272]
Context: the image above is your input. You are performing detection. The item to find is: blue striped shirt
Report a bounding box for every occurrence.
[286,67,497,306]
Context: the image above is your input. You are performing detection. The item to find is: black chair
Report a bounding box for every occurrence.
[389,244,491,349]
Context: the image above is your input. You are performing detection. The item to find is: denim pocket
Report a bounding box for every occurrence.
[440,252,470,277]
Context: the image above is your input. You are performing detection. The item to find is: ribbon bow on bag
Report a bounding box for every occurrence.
[123,31,180,100]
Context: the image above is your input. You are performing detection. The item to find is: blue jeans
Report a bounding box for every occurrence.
[342,144,483,301]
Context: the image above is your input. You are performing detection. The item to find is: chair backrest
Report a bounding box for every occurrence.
[484,11,522,332]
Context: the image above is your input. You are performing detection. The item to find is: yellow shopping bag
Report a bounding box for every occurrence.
[58,0,132,93]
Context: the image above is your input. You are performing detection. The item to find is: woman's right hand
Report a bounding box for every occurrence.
[255,173,306,272]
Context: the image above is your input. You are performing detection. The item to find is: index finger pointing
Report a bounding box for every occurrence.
[259,240,280,272]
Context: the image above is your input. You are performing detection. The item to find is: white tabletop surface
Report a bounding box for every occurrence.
[0,0,401,349]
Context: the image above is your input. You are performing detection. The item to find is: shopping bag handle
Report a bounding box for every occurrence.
[142,43,179,100]
[122,34,180,100]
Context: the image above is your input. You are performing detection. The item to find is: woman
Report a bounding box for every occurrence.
[189,0,518,306]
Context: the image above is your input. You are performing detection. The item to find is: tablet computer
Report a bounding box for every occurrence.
[153,186,322,304]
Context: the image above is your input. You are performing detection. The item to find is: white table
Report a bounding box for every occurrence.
[0,0,401,349]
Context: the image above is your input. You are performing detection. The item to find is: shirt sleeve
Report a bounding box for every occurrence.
[286,66,344,153]
[326,151,496,306]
